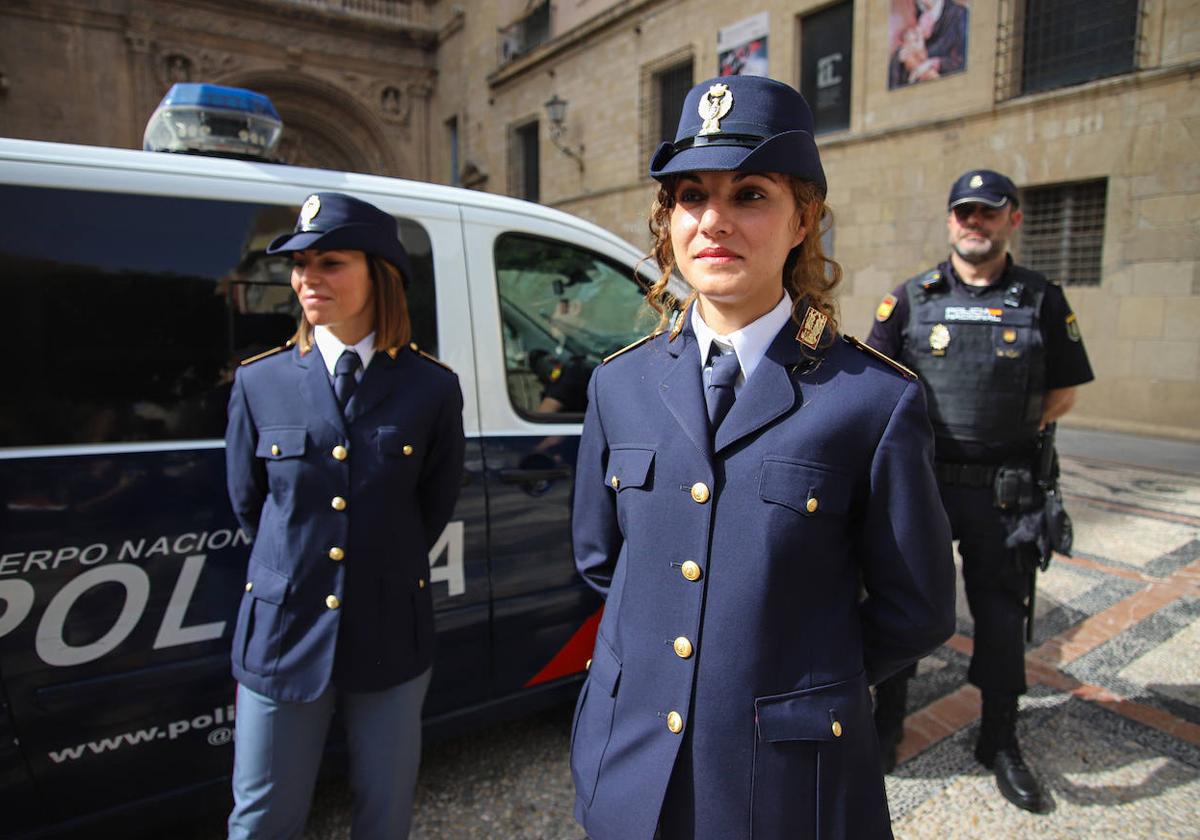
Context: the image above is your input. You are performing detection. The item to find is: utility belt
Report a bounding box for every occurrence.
[936,460,1036,511]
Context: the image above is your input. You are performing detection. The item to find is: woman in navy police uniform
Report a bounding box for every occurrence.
[225,192,465,839]
[570,76,956,839]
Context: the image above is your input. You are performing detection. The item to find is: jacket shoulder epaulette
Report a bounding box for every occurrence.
[239,340,294,366]
[842,334,918,380]
[603,330,663,364]
[408,342,454,373]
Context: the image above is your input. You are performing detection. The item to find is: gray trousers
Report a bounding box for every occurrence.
[228,669,431,840]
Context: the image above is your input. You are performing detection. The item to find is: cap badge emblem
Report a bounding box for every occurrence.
[697,84,733,136]
[797,306,828,350]
[969,175,984,188]
[930,323,951,355]
[299,194,321,230]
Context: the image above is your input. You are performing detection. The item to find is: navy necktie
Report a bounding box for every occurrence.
[704,344,739,431]
[334,349,361,414]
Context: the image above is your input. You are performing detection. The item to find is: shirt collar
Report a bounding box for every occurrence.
[313,325,377,378]
[690,292,792,386]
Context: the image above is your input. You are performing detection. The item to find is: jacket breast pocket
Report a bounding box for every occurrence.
[759,458,852,518]
[378,426,421,460]
[236,561,290,676]
[751,673,878,839]
[604,446,655,493]
[256,427,307,460]
[570,633,622,807]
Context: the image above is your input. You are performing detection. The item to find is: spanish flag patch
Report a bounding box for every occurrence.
[876,294,897,322]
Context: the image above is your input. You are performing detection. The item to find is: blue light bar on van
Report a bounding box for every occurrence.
[143,83,283,161]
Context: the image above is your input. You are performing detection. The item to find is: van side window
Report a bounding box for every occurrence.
[0,186,435,447]
[494,233,653,419]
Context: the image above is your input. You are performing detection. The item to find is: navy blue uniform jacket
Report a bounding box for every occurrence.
[225,343,465,702]
[570,315,955,839]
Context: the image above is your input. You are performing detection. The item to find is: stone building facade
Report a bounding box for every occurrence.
[1,0,440,176]
[2,0,1197,438]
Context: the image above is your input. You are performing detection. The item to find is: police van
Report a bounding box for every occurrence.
[0,88,663,835]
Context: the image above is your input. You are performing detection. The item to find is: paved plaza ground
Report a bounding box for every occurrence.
[887,432,1200,839]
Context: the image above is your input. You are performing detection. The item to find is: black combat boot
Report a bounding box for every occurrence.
[873,672,909,774]
[974,693,1046,812]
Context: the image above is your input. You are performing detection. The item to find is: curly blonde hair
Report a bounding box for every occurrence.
[642,175,842,341]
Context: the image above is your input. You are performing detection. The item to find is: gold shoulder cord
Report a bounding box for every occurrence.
[603,330,663,364]
[842,335,918,380]
[409,342,454,372]
[239,339,294,366]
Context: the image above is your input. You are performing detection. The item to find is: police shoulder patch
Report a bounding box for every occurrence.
[409,342,454,372]
[876,294,898,322]
[239,340,294,366]
[1065,312,1081,342]
[604,330,663,364]
[842,335,918,380]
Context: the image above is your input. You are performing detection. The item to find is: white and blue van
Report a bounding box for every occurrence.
[0,130,663,835]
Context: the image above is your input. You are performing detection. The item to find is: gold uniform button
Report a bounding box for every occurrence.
[610,475,620,489]
[690,482,710,504]
[673,636,693,659]
[418,578,426,589]
[666,711,683,734]
[681,561,702,581]
[244,582,253,592]
[328,546,344,561]
[403,444,414,456]
[331,496,347,511]
[806,497,819,513]
[586,658,592,670]
[270,444,280,456]
[326,595,340,610]
[832,720,843,738]
[332,445,348,461]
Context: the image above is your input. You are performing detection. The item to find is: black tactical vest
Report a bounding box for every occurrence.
[900,263,1047,458]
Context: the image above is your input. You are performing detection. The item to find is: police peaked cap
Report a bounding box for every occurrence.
[948,169,1021,210]
[649,75,827,195]
[267,191,413,284]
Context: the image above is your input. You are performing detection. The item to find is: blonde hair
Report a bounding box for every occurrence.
[643,175,842,341]
[292,254,411,351]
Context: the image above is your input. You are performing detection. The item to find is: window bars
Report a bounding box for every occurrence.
[1018,180,1108,286]
[995,0,1145,101]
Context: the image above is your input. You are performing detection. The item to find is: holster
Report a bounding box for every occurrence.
[993,463,1036,512]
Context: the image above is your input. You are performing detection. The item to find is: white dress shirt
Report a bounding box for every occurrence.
[691,293,794,394]
[314,325,376,382]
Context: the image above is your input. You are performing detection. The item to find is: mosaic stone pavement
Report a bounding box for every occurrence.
[890,453,1200,839]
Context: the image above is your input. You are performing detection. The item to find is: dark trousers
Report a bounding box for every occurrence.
[944,483,1030,696]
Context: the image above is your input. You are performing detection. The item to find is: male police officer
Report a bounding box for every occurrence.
[866,169,1094,812]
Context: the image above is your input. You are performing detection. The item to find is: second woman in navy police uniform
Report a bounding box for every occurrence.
[224,192,465,839]
[570,76,956,839]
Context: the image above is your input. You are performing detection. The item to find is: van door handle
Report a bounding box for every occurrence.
[498,467,573,484]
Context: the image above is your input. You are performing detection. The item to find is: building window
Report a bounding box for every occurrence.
[799,1,853,134]
[509,120,540,202]
[1018,180,1107,286]
[498,0,552,65]
[641,56,693,178]
[996,0,1141,99]
[446,116,460,186]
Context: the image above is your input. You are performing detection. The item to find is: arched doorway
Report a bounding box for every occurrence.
[222,71,403,177]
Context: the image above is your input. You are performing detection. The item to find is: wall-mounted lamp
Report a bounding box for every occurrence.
[544,94,584,172]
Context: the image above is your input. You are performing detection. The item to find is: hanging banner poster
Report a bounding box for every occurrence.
[888,0,970,90]
[718,12,769,77]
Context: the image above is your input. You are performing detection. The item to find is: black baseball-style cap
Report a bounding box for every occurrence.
[649,75,827,195]
[267,192,413,284]
[947,169,1020,210]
